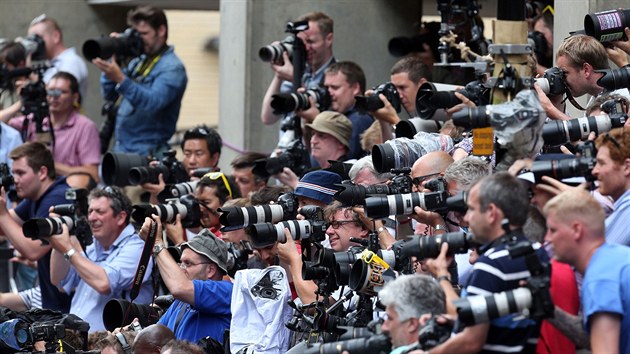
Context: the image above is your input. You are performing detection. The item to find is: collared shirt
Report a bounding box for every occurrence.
[60,224,154,331]
[44,47,89,100]
[605,188,630,246]
[101,45,188,156]
[10,111,100,167]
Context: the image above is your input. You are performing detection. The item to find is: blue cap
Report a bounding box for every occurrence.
[294,170,342,205]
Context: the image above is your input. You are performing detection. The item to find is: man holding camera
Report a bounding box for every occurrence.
[139,216,232,344]
[27,15,88,99]
[417,172,547,354]
[543,189,630,354]
[48,186,153,331]
[92,5,187,157]
[0,142,71,312]
[380,274,447,353]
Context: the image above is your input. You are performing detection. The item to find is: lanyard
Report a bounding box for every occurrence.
[133,54,162,80]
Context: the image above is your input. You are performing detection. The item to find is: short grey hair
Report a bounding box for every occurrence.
[348,155,393,183]
[379,274,445,322]
[444,156,490,192]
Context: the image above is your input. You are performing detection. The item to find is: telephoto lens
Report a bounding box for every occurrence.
[22,216,75,239]
[597,66,630,92]
[453,287,533,326]
[542,114,626,146]
[584,9,630,42]
[219,204,287,232]
[258,35,294,62]
[530,157,596,183]
[248,220,313,248]
[302,334,391,354]
[364,191,448,219]
[451,106,491,129]
[333,183,393,206]
[398,232,479,260]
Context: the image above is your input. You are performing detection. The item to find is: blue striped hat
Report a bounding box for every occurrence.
[294,170,342,204]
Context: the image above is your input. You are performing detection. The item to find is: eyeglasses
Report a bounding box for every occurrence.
[30,14,47,27]
[178,261,210,269]
[412,172,441,188]
[202,172,232,199]
[603,133,622,150]
[329,220,356,229]
[47,89,70,97]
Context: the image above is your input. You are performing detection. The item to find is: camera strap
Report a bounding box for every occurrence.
[115,332,132,354]
[132,45,169,81]
[564,90,585,111]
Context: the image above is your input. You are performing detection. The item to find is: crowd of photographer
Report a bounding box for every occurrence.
[1,1,630,354]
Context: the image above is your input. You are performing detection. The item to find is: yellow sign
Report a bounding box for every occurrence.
[473,127,494,156]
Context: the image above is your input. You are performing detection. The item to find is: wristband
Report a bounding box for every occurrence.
[434,224,448,232]
[436,275,451,283]
[63,248,77,262]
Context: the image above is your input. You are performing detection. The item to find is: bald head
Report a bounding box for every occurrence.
[411,151,454,178]
[132,324,174,354]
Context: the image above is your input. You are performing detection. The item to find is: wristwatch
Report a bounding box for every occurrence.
[63,248,77,262]
[152,243,165,258]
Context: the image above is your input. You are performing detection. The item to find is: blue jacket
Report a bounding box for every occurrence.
[101,46,187,156]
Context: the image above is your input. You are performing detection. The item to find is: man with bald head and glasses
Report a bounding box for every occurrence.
[48,185,153,331]
[592,126,630,246]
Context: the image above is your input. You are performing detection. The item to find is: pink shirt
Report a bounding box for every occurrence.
[10,111,101,167]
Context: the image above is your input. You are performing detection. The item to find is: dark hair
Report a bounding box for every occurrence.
[127,6,168,39]
[391,56,432,83]
[230,151,269,183]
[197,173,242,205]
[89,186,133,224]
[0,41,26,67]
[249,186,291,205]
[50,71,81,105]
[297,12,334,37]
[181,125,222,156]
[324,201,365,229]
[475,172,529,227]
[161,339,204,354]
[9,142,55,179]
[325,61,366,93]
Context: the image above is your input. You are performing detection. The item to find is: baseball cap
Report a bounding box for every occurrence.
[306,111,353,149]
[294,170,342,205]
[181,229,230,274]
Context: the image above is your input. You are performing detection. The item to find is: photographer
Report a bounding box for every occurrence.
[230,151,269,197]
[0,41,29,122]
[92,5,187,157]
[380,274,446,353]
[48,186,153,331]
[543,189,630,354]
[0,142,71,312]
[139,217,233,344]
[27,14,88,98]
[8,71,101,182]
[419,172,548,354]
[306,111,353,169]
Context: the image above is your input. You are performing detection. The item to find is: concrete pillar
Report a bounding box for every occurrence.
[218,0,422,170]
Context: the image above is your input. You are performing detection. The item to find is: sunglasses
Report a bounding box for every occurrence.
[202,172,232,199]
[185,126,211,137]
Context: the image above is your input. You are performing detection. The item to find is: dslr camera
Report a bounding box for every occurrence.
[82,28,143,60]
[248,205,327,248]
[333,168,413,206]
[219,192,298,231]
[131,194,201,229]
[101,150,189,187]
[354,82,401,114]
[270,85,331,114]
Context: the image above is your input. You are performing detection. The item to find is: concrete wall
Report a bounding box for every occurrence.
[219,0,423,170]
[0,0,129,122]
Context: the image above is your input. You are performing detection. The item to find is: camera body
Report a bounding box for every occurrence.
[270,85,331,114]
[536,67,567,96]
[355,82,401,114]
[258,139,310,176]
[334,170,413,206]
[129,150,188,186]
[131,194,201,229]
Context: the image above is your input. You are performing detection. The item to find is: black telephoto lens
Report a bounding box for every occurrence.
[102,299,164,331]
[597,66,630,92]
[399,232,476,260]
[302,334,391,354]
[452,106,491,129]
[584,9,630,42]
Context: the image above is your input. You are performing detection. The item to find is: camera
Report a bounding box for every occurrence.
[535,67,567,96]
[259,35,295,63]
[542,113,627,146]
[256,139,310,176]
[270,85,331,114]
[364,191,449,219]
[82,27,143,60]
[316,246,364,286]
[394,118,443,139]
[397,231,478,261]
[22,188,91,246]
[584,9,630,43]
[16,34,46,62]
[131,194,201,229]
[446,191,468,213]
[128,150,188,186]
[0,318,65,351]
[530,142,597,183]
[371,132,453,173]
[102,298,167,331]
[248,206,327,248]
[333,170,413,206]
[159,180,199,201]
[0,162,15,200]
[303,333,391,354]
[219,192,298,231]
[415,79,489,120]
[354,82,401,114]
[101,151,149,186]
[596,65,630,92]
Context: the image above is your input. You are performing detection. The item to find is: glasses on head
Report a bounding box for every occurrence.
[30,14,47,27]
[202,172,232,199]
[603,133,622,150]
[412,172,441,188]
[186,126,211,137]
[329,220,356,229]
[178,261,210,269]
[47,89,69,98]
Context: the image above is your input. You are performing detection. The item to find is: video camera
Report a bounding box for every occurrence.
[101,150,188,187]
[82,28,143,61]
[219,192,298,231]
[354,82,401,114]
[131,194,201,229]
[248,205,327,248]
[333,168,413,206]
[22,188,92,249]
